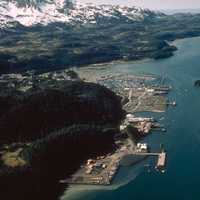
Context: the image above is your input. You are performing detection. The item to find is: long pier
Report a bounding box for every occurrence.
[132,152,167,169]
[132,152,159,156]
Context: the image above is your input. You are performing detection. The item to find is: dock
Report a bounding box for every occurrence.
[156,152,166,169]
[132,151,167,169]
[151,86,171,91]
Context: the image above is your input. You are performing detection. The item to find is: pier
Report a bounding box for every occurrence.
[156,152,166,169]
[132,151,167,169]
[151,86,171,91]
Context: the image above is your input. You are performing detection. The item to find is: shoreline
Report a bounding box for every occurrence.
[61,66,170,189]
[59,31,200,200]
[61,24,200,200]
[2,36,199,77]
[60,138,137,186]
[74,36,200,72]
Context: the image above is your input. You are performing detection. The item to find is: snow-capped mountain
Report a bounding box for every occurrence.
[0,0,163,28]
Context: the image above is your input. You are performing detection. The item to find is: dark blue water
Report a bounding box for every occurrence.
[63,37,200,200]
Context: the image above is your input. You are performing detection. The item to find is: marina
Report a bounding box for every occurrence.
[77,70,171,113]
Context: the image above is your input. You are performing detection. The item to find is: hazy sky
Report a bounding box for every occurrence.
[78,0,200,10]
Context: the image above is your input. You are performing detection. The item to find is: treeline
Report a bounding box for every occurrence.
[0,81,123,144]
[0,124,117,200]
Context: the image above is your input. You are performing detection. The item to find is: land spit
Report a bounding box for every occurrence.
[60,139,139,186]
[60,137,166,186]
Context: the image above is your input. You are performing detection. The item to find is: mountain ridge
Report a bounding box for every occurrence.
[0,0,164,28]
[1,1,200,74]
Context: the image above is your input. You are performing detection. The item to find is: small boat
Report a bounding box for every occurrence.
[159,117,165,121]
[172,101,177,106]
[161,128,167,132]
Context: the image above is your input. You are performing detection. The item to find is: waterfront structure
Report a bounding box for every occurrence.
[156,152,166,169]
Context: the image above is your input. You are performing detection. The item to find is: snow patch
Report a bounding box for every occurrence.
[0,1,161,28]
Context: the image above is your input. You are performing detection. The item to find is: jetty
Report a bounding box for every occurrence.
[132,151,167,169]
